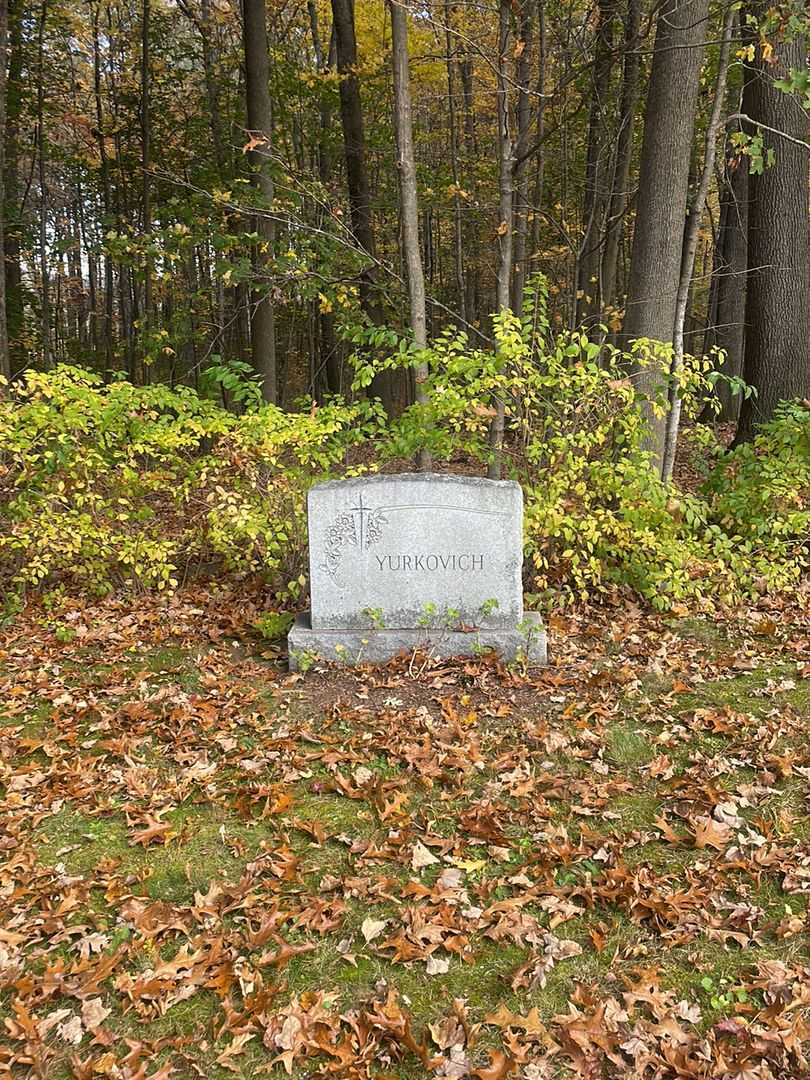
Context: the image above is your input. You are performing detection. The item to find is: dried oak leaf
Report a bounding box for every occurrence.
[692,815,732,851]
[81,998,111,1032]
[129,814,173,848]
[216,1032,256,1072]
[484,1003,549,1038]
[471,1050,517,1079]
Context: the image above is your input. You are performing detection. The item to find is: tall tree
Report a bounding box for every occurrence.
[178,0,228,179]
[0,0,8,379]
[243,0,278,403]
[307,2,341,395]
[92,0,115,374]
[444,0,466,324]
[36,0,52,368]
[622,0,710,464]
[389,0,429,469]
[458,45,479,325]
[735,13,810,442]
[600,0,641,316]
[528,0,546,287]
[460,41,479,324]
[140,0,152,383]
[489,0,514,480]
[3,0,22,375]
[704,141,748,422]
[661,4,735,482]
[575,0,616,326]
[510,0,534,311]
[331,0,394,413]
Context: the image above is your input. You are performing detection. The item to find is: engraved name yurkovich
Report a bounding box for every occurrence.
[375,553,485,572]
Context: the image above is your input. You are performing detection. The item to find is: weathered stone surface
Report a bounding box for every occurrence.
[287,611,547,670]
[288,472,547,669]
[307,473,523,630]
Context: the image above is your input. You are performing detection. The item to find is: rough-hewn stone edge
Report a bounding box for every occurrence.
[287,611,547,671]
[308,472,523,497]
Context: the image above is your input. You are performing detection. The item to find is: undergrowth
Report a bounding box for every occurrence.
[1,280,807,612]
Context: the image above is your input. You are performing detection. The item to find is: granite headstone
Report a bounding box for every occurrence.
[287,473,546,668]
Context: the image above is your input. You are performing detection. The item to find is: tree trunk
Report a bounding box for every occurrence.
[3,0,21,375]
[331,0,394,413]
[705,144,748,422]
[489,0,514,480]
[92,0,115,375]
[243,0,278,403]
[200,0,227,178]
[459,51,479,326]
[140,0,152,384]
[735,15,809,442]
[622,0,709,467]
[0,0,9,379]
[177,0,228,179]
[601,0,641,315]
[661,5,734,482]
[444,0,466,324]
[37,0,52,368]
[308,5,341,395]
[528,0,546,281]
[575,0,616,327]
[510,0,533,312]
[389,0,430,469]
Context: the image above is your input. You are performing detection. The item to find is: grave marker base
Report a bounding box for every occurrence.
[287,610,547,670]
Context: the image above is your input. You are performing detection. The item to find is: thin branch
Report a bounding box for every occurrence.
[726,112,810,153]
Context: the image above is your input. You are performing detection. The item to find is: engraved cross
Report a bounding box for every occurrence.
[350,493,372,550]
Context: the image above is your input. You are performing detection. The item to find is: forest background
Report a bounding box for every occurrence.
[0,0,808,615]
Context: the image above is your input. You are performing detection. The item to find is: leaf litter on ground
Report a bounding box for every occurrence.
[1,583,810,1076]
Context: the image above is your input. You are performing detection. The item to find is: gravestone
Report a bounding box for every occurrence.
[287,473,546,669]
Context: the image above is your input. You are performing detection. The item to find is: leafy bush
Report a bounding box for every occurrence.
[705,401,810,590]
[1,289,807,613]
[0,366,381,599]
[345,278,807,608]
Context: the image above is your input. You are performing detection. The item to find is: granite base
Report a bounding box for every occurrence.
[287,611,547,671]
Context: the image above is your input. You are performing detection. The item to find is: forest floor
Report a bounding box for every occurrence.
[2,584,810,1078]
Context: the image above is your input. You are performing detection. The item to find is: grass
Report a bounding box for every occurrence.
[605,722,655,768]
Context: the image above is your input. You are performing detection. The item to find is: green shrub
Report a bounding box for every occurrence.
[255,611,296,640]
[1,297,807,613]
[704,401,810,590]
[0,366,381,598]
[345,279,807,608]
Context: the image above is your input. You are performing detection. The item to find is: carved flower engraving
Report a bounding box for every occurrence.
[321,497,387,581]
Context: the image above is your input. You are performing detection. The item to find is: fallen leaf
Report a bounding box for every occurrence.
[472,1050,517,1079]
[426,953,450,975]
[412,840,440,870]
[693,815,732,850]
[361,916,388,944]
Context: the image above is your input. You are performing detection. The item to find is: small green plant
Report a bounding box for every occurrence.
[201,357,264,412]
[255,611,295,640]
[479,598,499,618]
[362,607,386,629]
[704,400,810,594]
[699,975,750,1013]
[509,837,534,863]
[417,602,437,628]
[443,606,461,629]
[42,587,69,613]
[291,649,318,673]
